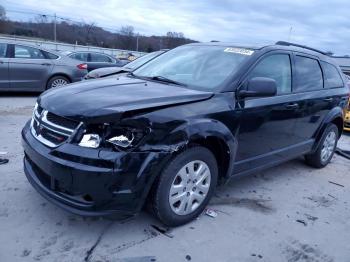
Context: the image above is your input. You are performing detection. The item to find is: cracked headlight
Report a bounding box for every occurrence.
[106,127,147,149]
[79,134,101,148]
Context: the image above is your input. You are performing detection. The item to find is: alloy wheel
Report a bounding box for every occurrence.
[51,78,68,88]
[168,160,211,216]
[321,130,336,163]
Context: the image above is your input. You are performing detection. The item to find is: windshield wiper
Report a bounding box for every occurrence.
[150,76,187,87]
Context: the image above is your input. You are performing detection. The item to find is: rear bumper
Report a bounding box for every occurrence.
[22,121,170,217]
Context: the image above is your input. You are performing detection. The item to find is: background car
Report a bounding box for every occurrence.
[0,42,88,92]
[84,50,168,79]
[61,51,129,71]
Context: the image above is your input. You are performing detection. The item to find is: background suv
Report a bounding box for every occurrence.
[22,42,349,226]
[0,42,87,91]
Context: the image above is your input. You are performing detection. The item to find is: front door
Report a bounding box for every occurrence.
[0,43,9,89]
[9,44,53,91]
[234,52,301,174]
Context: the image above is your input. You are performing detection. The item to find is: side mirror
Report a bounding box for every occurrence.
[239,77,277,98]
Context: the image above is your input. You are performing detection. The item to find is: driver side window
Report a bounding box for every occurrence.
[249,54,292,95]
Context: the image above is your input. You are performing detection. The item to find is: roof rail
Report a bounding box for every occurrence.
[275,41,328,55]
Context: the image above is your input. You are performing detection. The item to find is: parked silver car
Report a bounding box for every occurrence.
[0,42,88,92]
[61,51,129,72]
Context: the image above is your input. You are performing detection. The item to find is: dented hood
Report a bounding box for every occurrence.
[39,76,213,122]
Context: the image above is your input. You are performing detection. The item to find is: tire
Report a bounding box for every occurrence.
[305,124,339,168]
[151,147,218,226]
[46,76,70,90]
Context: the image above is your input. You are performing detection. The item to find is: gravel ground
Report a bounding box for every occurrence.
[1,95,350,262]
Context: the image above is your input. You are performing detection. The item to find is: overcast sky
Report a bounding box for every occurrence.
[2,0,350,55]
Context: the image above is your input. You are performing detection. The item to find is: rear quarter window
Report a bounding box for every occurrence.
[43,51,59,60]
[294,56,323,92]
[321,61,344,88]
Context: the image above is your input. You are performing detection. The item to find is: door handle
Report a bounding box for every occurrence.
[285,103,299,109]
[0,60,3,64]
[41,63,51,66]
[323,98,333,102]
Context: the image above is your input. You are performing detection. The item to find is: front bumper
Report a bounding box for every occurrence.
[22,121,170,217]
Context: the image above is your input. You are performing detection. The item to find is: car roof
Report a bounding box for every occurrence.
[0,41,62,56]
[186,41,334,63]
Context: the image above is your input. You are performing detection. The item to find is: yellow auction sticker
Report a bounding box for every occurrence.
[224,47,254,55]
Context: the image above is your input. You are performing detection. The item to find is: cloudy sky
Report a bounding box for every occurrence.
[2,0,350,55]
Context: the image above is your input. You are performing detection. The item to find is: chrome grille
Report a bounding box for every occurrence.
[30,106,81,148]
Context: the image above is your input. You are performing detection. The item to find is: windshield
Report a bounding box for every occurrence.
[133,45,253,90]
[125,51,163,70]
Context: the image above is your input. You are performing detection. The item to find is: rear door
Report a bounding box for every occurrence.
[0,43,9,89]
[9,44,54,90]
[291,54,333,143]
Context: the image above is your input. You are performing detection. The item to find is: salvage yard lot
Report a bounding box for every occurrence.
[1,95,350,262]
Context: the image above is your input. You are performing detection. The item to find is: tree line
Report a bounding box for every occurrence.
[0,5,196,52]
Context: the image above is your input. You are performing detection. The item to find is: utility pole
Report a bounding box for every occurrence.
[288,27,293,41]
[136,34,139,51]
[54,13,57,42]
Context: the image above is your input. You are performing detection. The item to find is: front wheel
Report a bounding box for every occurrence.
[151,147,218,226]
[305,124,339,168]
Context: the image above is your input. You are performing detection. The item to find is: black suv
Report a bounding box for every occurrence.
[22,42,349,226]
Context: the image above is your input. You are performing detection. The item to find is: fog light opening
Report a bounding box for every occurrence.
[83,194,93,202]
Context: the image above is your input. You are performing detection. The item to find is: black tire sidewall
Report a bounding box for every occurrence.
[154,147,218,226]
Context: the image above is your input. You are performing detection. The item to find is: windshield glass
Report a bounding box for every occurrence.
[133,45,253,90]
[125,51,163,70]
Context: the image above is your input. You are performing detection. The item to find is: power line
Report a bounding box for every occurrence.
[5,8,136,35]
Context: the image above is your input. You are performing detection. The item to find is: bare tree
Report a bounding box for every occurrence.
[0,4,7,32]
[119,25,135,50]
[165,31,186,49]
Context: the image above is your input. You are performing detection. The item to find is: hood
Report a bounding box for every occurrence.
[39,76,213,123]
[85,66,128,79]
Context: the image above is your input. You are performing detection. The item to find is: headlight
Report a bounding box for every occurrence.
[106,127,147,149]
[107,133,134,148]
[79,134,101,148]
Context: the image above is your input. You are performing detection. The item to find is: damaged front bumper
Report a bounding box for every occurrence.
[21,121,171,217]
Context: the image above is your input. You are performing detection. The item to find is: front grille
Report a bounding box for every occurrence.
[31,106,81,147]
[46,112,79,130]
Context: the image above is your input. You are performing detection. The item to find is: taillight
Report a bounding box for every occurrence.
[77,63,87,70]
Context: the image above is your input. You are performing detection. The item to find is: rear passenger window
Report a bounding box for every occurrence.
[249,54,291,95]
[43,51,59,60]
[14,45,45,59]
[90,53,112,63]
[294,56,323,92]
[321,62,343,88]
[70,53,89,62]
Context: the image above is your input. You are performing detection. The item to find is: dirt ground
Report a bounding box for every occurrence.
[1,95,350,262]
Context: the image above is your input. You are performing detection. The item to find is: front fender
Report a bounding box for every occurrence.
[139,118,237,178]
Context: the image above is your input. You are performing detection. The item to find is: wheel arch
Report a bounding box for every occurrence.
[312,107,343,151]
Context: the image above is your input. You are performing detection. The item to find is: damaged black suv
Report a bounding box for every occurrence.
[22,42,349,226]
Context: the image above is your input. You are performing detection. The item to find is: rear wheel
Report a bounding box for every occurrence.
[46,76,70,89]
[151,147,218,226]
[305,124,338,168]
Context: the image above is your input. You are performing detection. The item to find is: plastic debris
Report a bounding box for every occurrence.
[0,158,9,165]
[205,208,218,218]
[296,219,307,226]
